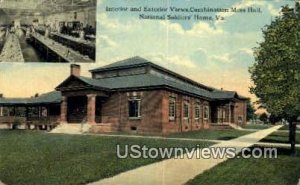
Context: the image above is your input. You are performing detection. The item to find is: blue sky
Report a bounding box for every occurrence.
[0,0,295,99]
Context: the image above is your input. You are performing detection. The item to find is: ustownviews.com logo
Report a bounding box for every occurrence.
[116,145,278,159]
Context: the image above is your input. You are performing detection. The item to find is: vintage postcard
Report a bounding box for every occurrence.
[0,0,299,185]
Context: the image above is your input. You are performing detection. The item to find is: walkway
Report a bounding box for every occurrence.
[256,142,300,148]
[86,133,221,143]
[89,125,283,185]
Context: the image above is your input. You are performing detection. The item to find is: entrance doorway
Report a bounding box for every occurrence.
[67,96,87,123]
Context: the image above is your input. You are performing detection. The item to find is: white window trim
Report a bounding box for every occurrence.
[204,106,209,120]
[195,105,201,120]
[128,97,141,119]
[169,97,176,121]
[183,102,190,120]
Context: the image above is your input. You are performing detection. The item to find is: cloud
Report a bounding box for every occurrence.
[161,21,224,37]
[210,48,254,65]
[216,0,265,22]
[98,35,118,48]
[211,53,232,63]
[238,48,253,56]
[267,4,282,16]
[192,48,208,62]
[215,0,283,26]
[148,54,197,69]
[187,22,224,36]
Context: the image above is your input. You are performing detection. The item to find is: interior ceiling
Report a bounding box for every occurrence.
[0,0,96,17]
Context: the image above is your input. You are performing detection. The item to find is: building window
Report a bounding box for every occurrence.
[204,106,209,120]
[183,102,189,119]
[169,97,176,120]
[222,110,226,120]
[238,116,243,123]
[195,105,201,120]
[128,98,141,118]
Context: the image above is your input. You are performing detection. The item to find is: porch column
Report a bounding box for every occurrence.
[0,106,3,117]
[228,104,232,123]
[87,94,96,124]
[60,96,68,123]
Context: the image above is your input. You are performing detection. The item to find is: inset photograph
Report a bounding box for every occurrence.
[0,0,96,63]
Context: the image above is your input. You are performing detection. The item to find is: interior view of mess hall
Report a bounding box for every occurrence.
[0,0,96,63]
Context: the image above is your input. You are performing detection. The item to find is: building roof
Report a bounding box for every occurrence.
[211,90,248,100]
[28,91,62,105]
[75,74,213,99]
[58,74,247,101]
[90,56,151,72]
[90,56,214,91]
[83,56,248,101]
[0,91,61,106]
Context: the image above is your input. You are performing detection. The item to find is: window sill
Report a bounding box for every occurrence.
[169,117,176,121]
[129,117,142,120]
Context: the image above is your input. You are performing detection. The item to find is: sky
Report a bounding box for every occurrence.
[0,0,295,100]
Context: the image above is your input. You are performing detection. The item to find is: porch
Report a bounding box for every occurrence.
[210,101,236,129]
[60,93,107,124]
[0,104,60,130]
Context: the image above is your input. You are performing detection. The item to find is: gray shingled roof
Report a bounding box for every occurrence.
[76,74,241,100]
[0,91,61,106]
[90,56,150,72]
[77,55,249,100]
[211,91,237,100]
[0,98,28,105]
[28,91,62,105]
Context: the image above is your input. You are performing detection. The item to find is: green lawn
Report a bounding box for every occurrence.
[0,130,213,185]
[279,125,300,131]
[260,131,300,144]
[244,124,273,130]
[186,147,300,185]
[167,129,254,140]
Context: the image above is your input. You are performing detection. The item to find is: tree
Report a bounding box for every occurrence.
[249,4,300,154]
[259,113,269,124]
[246,100,256,121]
[269,114,282,125]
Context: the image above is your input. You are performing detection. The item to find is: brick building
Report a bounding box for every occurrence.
[55,56,248,134]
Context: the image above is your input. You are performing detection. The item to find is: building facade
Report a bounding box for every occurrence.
[55,56,248,134]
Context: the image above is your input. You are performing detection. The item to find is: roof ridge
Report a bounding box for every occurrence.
[90,56,151,72]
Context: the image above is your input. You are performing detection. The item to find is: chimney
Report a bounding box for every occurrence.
[70,64,81,76]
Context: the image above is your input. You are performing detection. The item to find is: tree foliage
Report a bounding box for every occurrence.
[246,100,256,121]
[250,5,300,122]
[259,112,269,123]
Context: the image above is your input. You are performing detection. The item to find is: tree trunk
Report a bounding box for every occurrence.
[289,121,297,155]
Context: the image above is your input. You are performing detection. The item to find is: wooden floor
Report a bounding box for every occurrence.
[19,35,46,62]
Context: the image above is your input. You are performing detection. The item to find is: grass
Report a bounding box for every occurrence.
[260,131,300,144]
[186,147,300,185]
[244,124,274,130]
[0,130,213,185]
[279,125,300,131]
[167,129,254,140]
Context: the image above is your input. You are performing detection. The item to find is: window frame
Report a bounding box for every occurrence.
[183,102,190,120]
[128,97,141,119]
[169,97,176,121]
[194,104,201,120]
[204,105,210,120]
